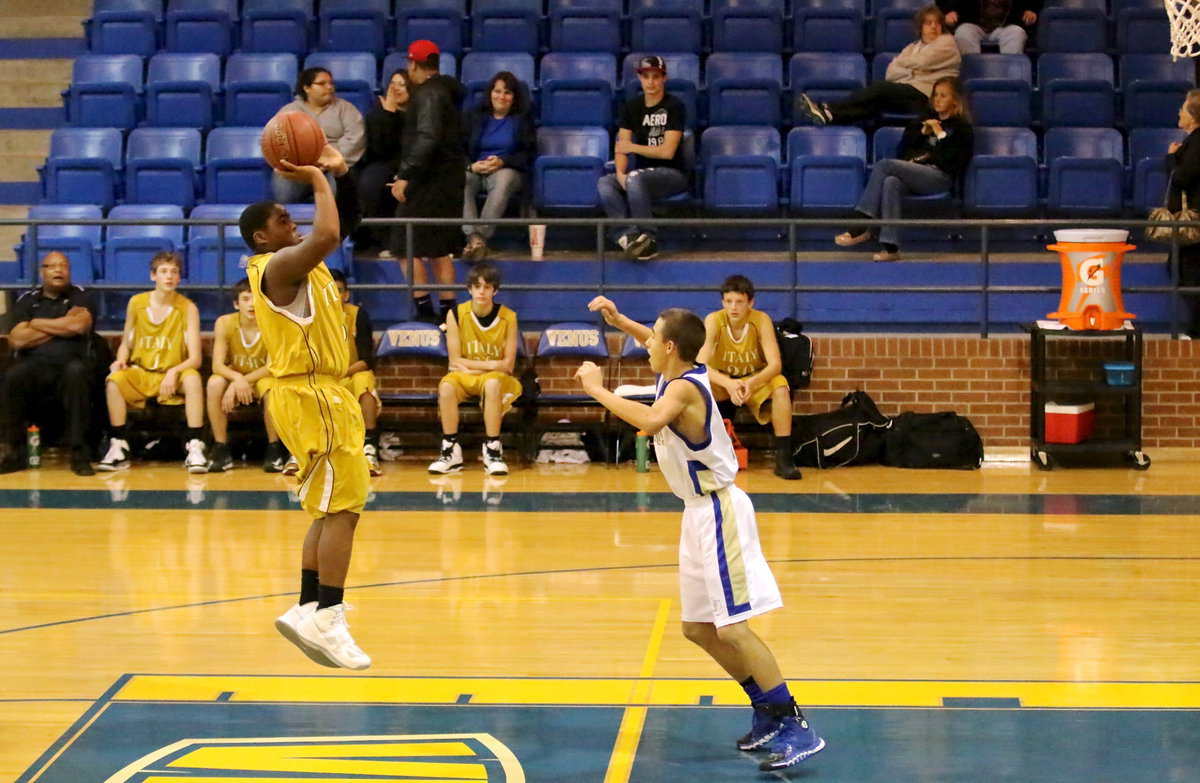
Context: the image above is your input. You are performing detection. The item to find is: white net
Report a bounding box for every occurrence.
[1165,0,1200,59]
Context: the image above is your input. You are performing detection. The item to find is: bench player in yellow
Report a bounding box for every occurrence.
[698,274,800,480]
[238,145,372,670]
[98,251,206,473]
[329,269,382,477]
[205,278,290,473]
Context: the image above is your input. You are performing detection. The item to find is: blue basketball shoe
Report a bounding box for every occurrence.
[758,714,825,771]
[736,704,781,751]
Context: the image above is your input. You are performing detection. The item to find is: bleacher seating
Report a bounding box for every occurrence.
[787,126,867,215]
[124,127,202,209]
[41,127,123,210]
[548,0,623,54]
[963,127,1040,217]
[186,203,252,284]
[1120,54,1194,128]
[85,0,160,57]
[1038,53,1116,129]
[18,205,104,285]
[539,52,616,127]
[164,0,237,57]
[1044,127,1126,217]
[1037,0,1109,53]
[792,0,865,54]
[241,0,312,56]
[145,52,221,130]
[395,0,466,57]
[471,0,542,56]
[304,51,378,115]
[710,0,785,53]
[104,204,185,285]
[1129,126,1186,213]
[223,52,297,127]
[700,125,781,213]
[65,54,142,129]
[317,0,389,57]
[532,127,608,212]
[204,127,272,204]
[705,52,783,127]
[789,53,867,124]
[630,0,703,54]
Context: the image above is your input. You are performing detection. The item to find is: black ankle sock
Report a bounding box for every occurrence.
[187,427,204,442]
[300,569,319,605]
[317,584,344,609]
[413,294,434,319]
[882,242,899,253]
[443,432,459,444]
[111,424,128,440]
[365,429,378,447]
[438,299,456,321]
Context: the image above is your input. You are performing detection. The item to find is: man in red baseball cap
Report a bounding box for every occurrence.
[390,40,468,323]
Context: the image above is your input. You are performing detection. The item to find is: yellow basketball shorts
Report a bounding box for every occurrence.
[252,376,275,399]
[268,375,370,520]
[339,369,380,407]
[108,366,201,408]
[440,370,522,415]
[741,374,789,425]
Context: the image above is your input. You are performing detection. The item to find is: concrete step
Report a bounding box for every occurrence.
[0,130,51,184]
[0,0,90,40]
[0,205,30,263]
[0,59,71,109]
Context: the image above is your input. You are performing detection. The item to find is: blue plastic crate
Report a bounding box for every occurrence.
[1103,361,1136,386]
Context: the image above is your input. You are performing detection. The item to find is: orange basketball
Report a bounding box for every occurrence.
[261,111,327,171]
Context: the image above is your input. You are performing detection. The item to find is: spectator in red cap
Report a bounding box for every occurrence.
[597,54,689,261]
[390,40,468,323]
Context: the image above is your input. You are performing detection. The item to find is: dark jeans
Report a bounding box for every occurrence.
[357,161,400,249]
[829,81,929,125]
[1,357,91,450]
[597,167,690,243]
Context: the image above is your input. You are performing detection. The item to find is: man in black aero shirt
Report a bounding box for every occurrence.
[1,252,99,475]
[597,55,689,262]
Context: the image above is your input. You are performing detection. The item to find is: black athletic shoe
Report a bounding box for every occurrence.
[70,448,94,476]
[207,442,233,473]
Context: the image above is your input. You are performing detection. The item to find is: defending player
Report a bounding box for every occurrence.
[238,145,371,670]
[577,296,825,772]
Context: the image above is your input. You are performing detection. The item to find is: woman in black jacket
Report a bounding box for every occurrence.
[357,68,410,255]
[835,76,974,261]
[1166,89,1200,337]
[460,71,537,261]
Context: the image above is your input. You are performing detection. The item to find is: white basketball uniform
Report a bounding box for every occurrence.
[654,364,783,627]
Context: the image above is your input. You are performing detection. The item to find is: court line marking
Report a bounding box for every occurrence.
[16,674,132,783]
[604,599,671,783]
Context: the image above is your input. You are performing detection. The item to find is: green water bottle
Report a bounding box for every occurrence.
[26,425,40,468]
[635,430,649,473]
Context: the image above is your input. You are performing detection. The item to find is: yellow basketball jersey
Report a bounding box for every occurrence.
[127,291,193,372]
[245,254,348,379]
[342,302,360,364]
[456,302,517,361]
[216,312,268,375]
[711,309,767,379]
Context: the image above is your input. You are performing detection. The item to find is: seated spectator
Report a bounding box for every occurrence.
[0,251,98,476]
[99,251,207,473]
[428,262,521,477]
[597,55,689,262]
[799,5,960,126]
[940,0,1041,54]
[697,275,801,481]
[1166,89,1200,338]
[271,68,366,204]
[330,270,383,477]
[461,71,536,261]
[834,77,974,262]
[357,68,410,256]
[205,278,288,473]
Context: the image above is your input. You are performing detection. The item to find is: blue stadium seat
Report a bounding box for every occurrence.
[1038,53,1116,128]
[165,0,236,57]
[711,0,785,53]
[317,0,389,56]
[962,56,1033,127]
[376,321,448,359]
[304,52,377,116]
[224,53,298,127]
[145,53,221,130]
[104,205,185,284]
[64,54,143,130]
[963,126,1039,216]
[1129,127,1187,213]
[792,0,865,54]
[786,126,866,215]
[204,127,272,204]
[382,51,457,81]
[395,0,466,57]
[700,126,781,213]
[1121,54,1194,128]
[705,52,783,127]
[789,53,867,124]
[532,127,608,212]
[125,128,202,209]
[85,0,160,57]
[1117,7,1171,54]
[539,53,616,127]
[630,0,703,54]
[41,127,123,211]
[471,0,541,56]
[871,125,957,214]
[621,52,700,128]
[242,0,312,55]
[460,52,535,110]
[284,203,354,276]
[872,0,925,54]
[548,0,622,54]
[1044,127,1125,217]
[1037,2,1108,53]
[961,53,1032,82]
[18,205,103,285]
[186,203,252,284]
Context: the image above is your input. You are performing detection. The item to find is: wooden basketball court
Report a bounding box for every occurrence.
[3,451,1199,781]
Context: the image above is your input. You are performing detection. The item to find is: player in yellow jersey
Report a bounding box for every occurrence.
[238,146,372,670]
[697,275,801,480]
[205,278,288,473]
[330,269,382,477]
[98,251,206,473]
[428,262,521,476]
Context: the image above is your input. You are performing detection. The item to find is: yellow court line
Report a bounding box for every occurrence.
[603,599,671,783]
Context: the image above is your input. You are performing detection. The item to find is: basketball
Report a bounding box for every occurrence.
[261,111,326,171]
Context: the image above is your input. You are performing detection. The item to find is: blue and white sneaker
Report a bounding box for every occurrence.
[758,715,825,771]
[736,704,782,751]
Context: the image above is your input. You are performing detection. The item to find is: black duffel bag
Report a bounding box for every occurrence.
[792,390,892,468]
[883,411,984,469]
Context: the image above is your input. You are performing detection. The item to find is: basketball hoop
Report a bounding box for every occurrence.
[1165,0,1200,59]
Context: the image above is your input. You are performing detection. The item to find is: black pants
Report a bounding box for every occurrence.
[357,161,400,250]
[1,357,91,450]
[1180,244,1200,336]
[829,81,928,124]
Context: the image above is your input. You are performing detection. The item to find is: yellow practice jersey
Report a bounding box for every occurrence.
[127,291,193,372]
[711,309,768,379]
[456,302,517,362]
[245,254,348,379]
[216,312,268,375]
[342,302,361,364]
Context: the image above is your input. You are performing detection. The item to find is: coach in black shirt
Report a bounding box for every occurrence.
[2,251,98,475]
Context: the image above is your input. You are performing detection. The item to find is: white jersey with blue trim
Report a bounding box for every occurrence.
[652,364,740,500]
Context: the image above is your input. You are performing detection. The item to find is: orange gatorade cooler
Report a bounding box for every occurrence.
[1046,228,1136,330]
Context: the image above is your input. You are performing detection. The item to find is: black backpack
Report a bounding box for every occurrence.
[883,412,984,469]
[775,317,813,389]
[792,390,892,468]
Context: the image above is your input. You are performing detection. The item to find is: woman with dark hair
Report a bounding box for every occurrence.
[834,76,973,261]
[271,67,365,203]
[357,69,411,255]
[460,71,537,261]
[799,5,960,126]
[1166,89,1200,337]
